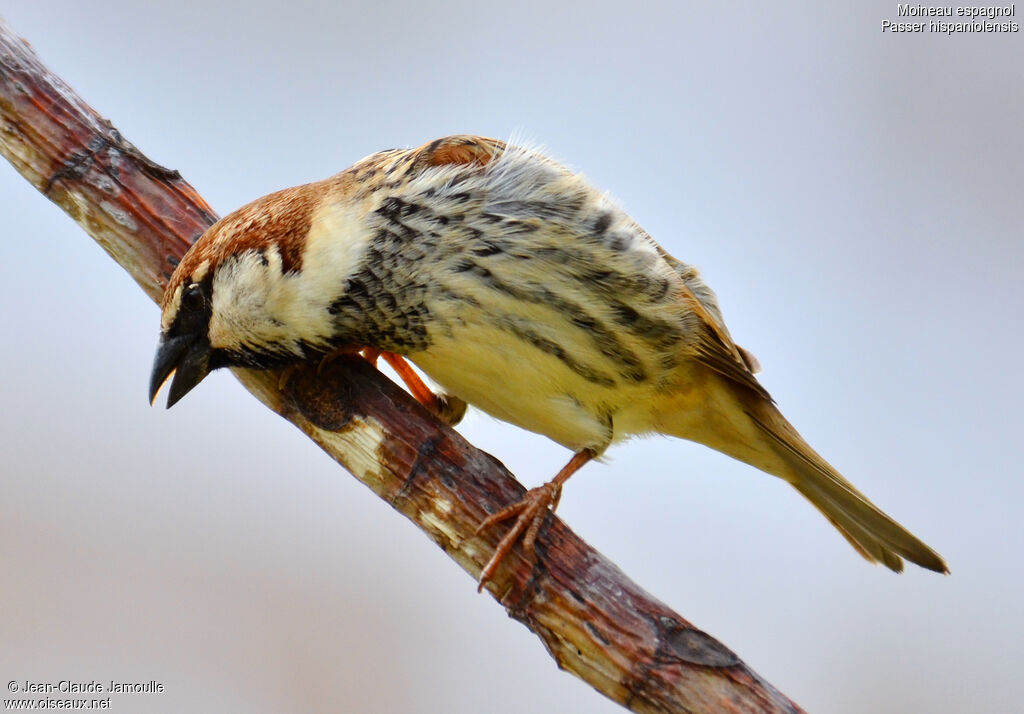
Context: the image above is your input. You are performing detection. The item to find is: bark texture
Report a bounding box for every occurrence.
[0,18,805,713]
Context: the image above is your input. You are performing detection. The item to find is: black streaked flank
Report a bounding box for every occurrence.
[452,259,647,383]
[502,220,540,236]
[500,318,617,388]
[488,198,584,222]
[578,265,671,302]
[472,241,505,257]
[333,148,686,387]
[609,298,683,349]
[376,196,422,219]
[605,232,630,252]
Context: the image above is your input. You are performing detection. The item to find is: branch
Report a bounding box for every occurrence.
[0,18,804,714]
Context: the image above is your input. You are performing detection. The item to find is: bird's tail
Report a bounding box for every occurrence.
[657,373,948,573]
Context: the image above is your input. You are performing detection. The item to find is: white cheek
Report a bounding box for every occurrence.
[208,253,304,354]
[298,196,374,308]
[207,198,375,356]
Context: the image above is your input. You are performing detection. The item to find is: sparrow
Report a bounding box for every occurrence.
[149,135,948,586]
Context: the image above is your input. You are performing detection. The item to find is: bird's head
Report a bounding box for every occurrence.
[149,179,369,407]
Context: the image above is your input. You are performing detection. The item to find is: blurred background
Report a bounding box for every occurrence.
[1,2,1021,712]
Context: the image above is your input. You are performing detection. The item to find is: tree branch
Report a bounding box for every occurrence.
[0,18,804,714]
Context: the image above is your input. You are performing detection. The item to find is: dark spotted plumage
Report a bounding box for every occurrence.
[152,135,948,579]
[318,139,695,407]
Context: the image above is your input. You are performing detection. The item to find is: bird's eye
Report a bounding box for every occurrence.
[181,283,205,312]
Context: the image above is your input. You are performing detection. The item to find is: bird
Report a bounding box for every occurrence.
[149,134,948,587]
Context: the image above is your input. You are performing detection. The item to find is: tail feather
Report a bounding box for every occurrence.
[745,406,948,573]
[813,501,905,571]
[659,372,949,574]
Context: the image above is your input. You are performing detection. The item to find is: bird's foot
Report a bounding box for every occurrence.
[379,351,466,426]
[474,448,596,593]
[433,393,468,427]
[475,481,562,592]
[314,347,466,426]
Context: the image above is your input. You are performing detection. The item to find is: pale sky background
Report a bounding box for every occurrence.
[1,2,1022,713]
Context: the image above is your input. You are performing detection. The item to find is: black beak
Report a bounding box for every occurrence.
[149,333,212,408]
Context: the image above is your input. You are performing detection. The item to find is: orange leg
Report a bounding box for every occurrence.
[475,448,596,592]
[381,351,437,408]
[319,349,463,426]
[311,347,464,425]
[379,351,466,426]
[314,347,443,414]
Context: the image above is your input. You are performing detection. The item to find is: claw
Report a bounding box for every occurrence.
[434,394,468,427]
[475,449,595,593]
[380,351,466,426]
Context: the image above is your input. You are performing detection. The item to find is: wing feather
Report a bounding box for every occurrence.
[410,135,506,170]
[656,246,768,398]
